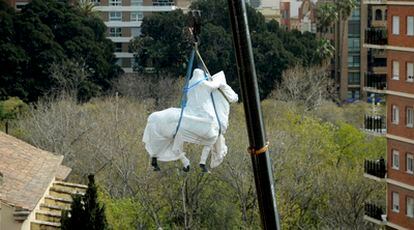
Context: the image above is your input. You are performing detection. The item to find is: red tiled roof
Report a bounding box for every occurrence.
[0,132,70,211]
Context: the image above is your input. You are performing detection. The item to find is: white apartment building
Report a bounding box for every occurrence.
[95,0,190,73]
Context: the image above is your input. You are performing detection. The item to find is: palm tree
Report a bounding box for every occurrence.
[316,2,338,34]
[76,0,97,17]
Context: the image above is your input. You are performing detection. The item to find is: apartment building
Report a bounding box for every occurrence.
[5,0,30,10]
[4,0,191,73]
[94,0,190,73]
[280,0,290,29]
[363,1,414,229]
[246,0,281,21]
[298,0,316,33]
[316,0,366,102]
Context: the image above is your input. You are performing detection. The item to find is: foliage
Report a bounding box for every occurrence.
[316,2,338,33]
[0,0,122,102]
[130,0,325,99]
[62,174,108,230]
[15,84,385,229]
[0,97,28,121]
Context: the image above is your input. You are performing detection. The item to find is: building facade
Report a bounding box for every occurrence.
[363,1,414,230]
[0,132,86,230]
[247,0,281,21]
[315,0,366,102]
[298,0,316,33]
[94,0,190,73]
[280,0,291,29]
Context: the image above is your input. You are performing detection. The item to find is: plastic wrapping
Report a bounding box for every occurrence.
[142,69,238,168]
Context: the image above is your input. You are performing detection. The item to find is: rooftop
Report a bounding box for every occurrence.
[0,132,71,211]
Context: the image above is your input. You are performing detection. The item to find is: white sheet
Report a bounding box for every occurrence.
[142,69,238,168]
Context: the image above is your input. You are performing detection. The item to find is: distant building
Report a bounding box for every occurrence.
[247,0,281,21]
[4,0,192,73]
[0,132,86,230]
[280,0,291,30]
[363,1,414,230]
[4,0,30,10]
[298,0,316,33]
[290,16,300,30]
[94,0,191,73]
[316,0,365,102]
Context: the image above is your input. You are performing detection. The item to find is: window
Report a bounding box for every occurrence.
[115,43,122,52]
[131,12,143,21]
[393,61,400,80]
[407,154,414,174]
[109,28,122,37]
[131,0,143,6]
[408,16,414,36]
[131,28,142,37]
[407,63,414,82]
[282,10,289,19]
[347,89,360,100]
[348,72,361,85]
[348,55,360,67]
[375,9,382,21]
[408,197,414,218]
[392,149,400,169]
[90,0,100,5]
[355,90,360,99]
[153,0,174,6]
[393,192,400,212]
[109,0,121,6]
[351,8,360,20]
[348,38,360,51]
[348,21,360,35]
[392,105,400,124]
[15,2,28,10]
[407,107,414,128]
[109,12,122,21]
[393,16,400,35]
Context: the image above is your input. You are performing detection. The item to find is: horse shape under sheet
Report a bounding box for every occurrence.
[142,69,238,168]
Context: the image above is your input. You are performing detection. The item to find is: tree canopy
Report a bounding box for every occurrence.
[130,0,327,99]
[61,174,108,230]
[0,0,122,102]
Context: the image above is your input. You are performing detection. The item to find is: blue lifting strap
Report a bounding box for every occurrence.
[174,49,195,137]
[173,48,222,137]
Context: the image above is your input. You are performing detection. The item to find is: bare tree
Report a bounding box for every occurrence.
[50,59,91,100]
[113,73,183,110]
[271,64,336,110]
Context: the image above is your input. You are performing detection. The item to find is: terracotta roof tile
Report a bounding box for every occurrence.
[0,132,69,211]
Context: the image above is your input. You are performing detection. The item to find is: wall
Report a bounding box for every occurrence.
[388,5,414,48]
[387,50,414,95]
[387,184,414,229]
[387,95,414,140]
[387,139,414,186]
[0,202,22,230]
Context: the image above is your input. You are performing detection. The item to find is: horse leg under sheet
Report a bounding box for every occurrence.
[199,145,212,173]
[200,145,212,165]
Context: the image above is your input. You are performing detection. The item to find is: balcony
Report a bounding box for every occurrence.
[368,58,387,74]
[364,203,385,224]
[364,115,386,134]
[363,0,387,4]
[365,27,387,45]
[364,159,386,180]
[365,73,387,92]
